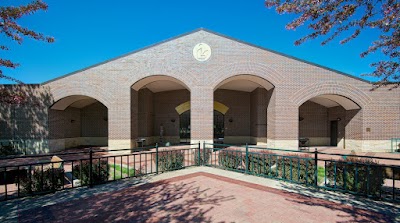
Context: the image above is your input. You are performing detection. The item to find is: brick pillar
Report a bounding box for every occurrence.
[268,88,299,150]
[345,109,363,150]
[131,89,139,147]
[191,86,213,147]
[108,90,132,150]
[267,89,276,148]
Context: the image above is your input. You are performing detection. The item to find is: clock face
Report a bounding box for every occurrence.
[193,43,211,62]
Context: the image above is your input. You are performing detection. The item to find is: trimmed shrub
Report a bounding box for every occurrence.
[279,154,316,185]
[0,144,19,156]
[73,159,109,185]
[155,150,185,171]
[246,151,276,175]
[194,149,212,165]
[20,167,64,194]
[325,156,384,196]
[218,149,243,170]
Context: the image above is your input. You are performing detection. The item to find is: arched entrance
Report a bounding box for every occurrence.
[214,74,274,145]
[131,75,190,146]
[298,94,361,148]
[49,95,108,150]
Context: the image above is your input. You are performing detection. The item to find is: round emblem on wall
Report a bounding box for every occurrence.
[193,43,211,62]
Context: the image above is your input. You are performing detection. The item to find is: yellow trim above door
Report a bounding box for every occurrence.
[175,101,229,115]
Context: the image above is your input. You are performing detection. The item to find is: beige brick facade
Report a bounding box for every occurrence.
[0,29,399,153]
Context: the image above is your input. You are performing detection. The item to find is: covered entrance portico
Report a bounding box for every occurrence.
[38,29,397,152]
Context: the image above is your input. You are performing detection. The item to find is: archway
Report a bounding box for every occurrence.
[298,94,361,148]
[213,74,274,145]
[131,75,190,146]
[49,95,108,150]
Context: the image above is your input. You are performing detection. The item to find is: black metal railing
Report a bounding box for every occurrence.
[2,142,399,203]
[203,142,400,202]
[0,143,201,201]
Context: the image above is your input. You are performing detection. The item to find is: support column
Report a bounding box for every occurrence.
[191,86,214,147]
[108,90,132,150]
[345,109,363,151]
[267,88,299,150]
[131,89,139,147]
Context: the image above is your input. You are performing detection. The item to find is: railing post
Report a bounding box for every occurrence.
[4,167,7,200]
[198,142,201,166]
[393,166,396,200]
[391,138,393,153]
[245,143,249,174]
[314,148,318,187]
[28,165,32,194]
[156,143,159,174]
[203,141,206,166]
[89,148,93,188]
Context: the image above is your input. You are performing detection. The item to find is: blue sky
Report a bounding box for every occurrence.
[0,0,384,84]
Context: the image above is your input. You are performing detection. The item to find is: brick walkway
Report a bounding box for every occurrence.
[5,171,396,223]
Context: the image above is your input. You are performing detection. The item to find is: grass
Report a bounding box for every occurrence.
[108,164,138,180]
[318,166,325,184]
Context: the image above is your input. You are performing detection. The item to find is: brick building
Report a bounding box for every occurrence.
[1,29,399,153]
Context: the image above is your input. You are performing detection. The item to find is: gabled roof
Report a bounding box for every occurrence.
[43,28,371,85]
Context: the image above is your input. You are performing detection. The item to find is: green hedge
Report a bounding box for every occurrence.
[73,159,109,185]
[155,150,185,171]
[218,149,243,170]
[325,156,384,196]
[246,151,276,175]
[218,150,317,185]
[20,167,64,194]
[279,154,316,184]
[194,149,212,165]
[0,144,19,156]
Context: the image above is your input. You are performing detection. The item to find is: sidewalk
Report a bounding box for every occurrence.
[1,166,399,222]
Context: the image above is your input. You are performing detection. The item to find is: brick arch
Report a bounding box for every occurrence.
[211,62,284,90]
[131,74,190,91]
[125,65,196,91]
[291,82,372,108]
[49,85,113,109]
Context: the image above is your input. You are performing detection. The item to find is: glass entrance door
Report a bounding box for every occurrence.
[179,110,190,143]
[214,110,224,142]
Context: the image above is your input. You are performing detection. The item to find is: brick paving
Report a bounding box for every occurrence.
[8,172,395,223]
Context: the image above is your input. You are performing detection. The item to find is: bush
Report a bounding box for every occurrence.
[218,149,243,170]
[0,144,19,156]
[245,152,316,184]
[20,167,64,194]
[279,154,316,185]
[194,149,212,165]
[155,150,185,172]
[246,151,276,175]
[325,156,384,196]
[73,159,109,186]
